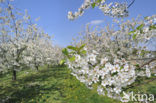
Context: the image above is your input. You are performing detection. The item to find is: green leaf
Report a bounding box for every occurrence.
[128,30,136,35]
[60,60,65,65]
[135,64,140,68]
[62,48,69,56]
[149,25,156,30]
[111,72,118,76]
[120,66,124,70]
[140,50,145,56]
[80,50,87,54]
[136,24,144,30]
[132,34,137,40]
[69,56,75,62]
[91,3,96,8]
[140,29,144,34]
[67,46,77,51]
[78,44,85,50]
[144,16,149,20]
[70,51,76,54]
[96,0,102,3]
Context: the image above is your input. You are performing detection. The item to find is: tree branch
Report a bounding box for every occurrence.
[124,77,156,90]
[128,57,156,61]
[127,0,135,8]
[140,58,156,68]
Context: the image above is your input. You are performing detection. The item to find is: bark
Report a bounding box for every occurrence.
[12,70,16,80]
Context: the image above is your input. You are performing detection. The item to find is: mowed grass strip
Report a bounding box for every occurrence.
[0,66,155,103]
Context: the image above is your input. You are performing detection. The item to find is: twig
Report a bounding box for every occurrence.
[127,0,135,8]
[140,58,156,68]
[128,57,156,61]
[125,77,156,90]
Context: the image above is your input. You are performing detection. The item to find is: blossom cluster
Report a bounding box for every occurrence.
[64,15,156,102]
[65,48,154,101]
[131,15,156,41]
[68,0,128,20]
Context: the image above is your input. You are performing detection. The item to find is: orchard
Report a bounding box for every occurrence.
[0,0,155,103]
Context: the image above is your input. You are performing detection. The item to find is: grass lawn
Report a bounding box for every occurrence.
[0,66,155,103]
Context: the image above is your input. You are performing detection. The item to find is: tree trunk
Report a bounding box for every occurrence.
[36,66,39,71]
[12,70,16,80]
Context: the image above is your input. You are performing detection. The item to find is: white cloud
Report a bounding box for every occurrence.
[88,20,104,25]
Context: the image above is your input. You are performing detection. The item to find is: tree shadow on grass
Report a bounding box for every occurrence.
[0,66,69,103]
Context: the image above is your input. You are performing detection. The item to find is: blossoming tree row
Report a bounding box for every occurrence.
[0,0,62,80]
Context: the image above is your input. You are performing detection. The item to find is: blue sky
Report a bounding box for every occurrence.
[13,0,156,47]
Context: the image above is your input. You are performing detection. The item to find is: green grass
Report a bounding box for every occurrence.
[0,66,155,103]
